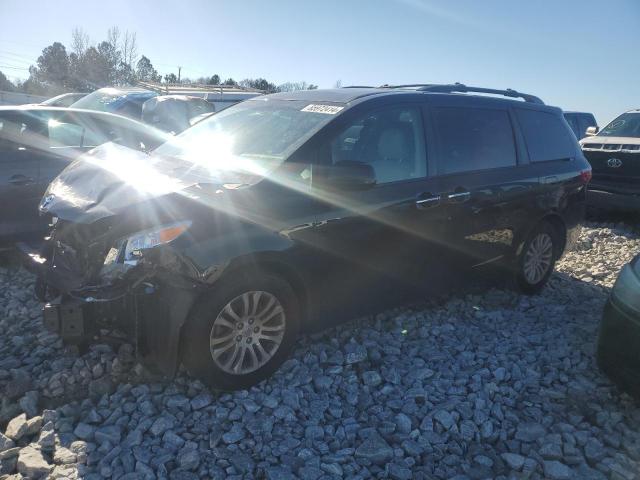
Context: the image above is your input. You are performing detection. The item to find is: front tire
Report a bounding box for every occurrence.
[514,223,558,294]
[182,272,300,391]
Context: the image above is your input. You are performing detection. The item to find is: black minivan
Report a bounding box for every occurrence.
[35,84,590,389]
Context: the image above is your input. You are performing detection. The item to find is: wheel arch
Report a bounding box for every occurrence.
[541,213,568,258]
[232,255,311,329]
[515,212,567,259]
[177,252,311,365]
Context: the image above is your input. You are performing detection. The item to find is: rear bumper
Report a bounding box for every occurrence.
[588,188,640,212]
[597,297,640,398]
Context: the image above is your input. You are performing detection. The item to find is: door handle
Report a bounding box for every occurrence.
[446,191,471,203]
[542,175,558,184]
[9,174,34,186]
[416,194,441,209]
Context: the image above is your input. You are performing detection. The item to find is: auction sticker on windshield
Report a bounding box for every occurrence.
[301,104,344,114]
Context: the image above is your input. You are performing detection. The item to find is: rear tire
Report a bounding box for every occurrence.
[513,223,559,294]
[182,271,300,391]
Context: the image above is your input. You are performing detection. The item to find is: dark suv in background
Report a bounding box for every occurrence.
[34,84,590,389]
[580,109,640,213]
[70,87,158,120]
[141,95,215,134]
[563,111,597,140]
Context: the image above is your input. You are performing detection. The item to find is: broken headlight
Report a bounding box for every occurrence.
[123,221,192,264]
[103,221,192,267]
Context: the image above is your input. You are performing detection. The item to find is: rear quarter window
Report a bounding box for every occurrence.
[48,121,84,147]
[0,113,48,152]
[516,109,575,162]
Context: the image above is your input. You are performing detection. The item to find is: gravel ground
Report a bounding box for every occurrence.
[1,223,640,479]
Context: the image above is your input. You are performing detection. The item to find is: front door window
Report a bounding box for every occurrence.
[330,106,427,184]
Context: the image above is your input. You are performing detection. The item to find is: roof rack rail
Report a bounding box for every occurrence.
[379,82,544,104]
[137,80,264,95]
[342,85,375,88]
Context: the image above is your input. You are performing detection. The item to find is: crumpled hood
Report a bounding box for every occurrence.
[40,142,257,223]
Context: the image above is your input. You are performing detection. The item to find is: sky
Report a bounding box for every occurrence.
[0,0,638,124]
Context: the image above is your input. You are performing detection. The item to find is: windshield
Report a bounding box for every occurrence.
[599,112,640,138]
[154,98,341,175]
[71,89,156,113]
[71,89,125,111]
[41,93,70,106]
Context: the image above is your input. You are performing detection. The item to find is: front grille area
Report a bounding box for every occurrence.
[582,143,603,150]
[47,241,88,292]
[45,219,116,292]
[622,144,640,151]
[584,149,640,187]
[582,143,640,153]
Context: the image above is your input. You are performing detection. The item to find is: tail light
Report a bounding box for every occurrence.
[580,169,592,184]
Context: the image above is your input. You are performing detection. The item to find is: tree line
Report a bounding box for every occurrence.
[0,27,318,96]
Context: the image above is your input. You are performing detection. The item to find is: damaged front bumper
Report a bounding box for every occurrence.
[43,297,86,340]
[40,281,197,377]
[28,231,205,378]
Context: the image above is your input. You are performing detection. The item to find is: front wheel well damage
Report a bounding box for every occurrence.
[177,256,310,368]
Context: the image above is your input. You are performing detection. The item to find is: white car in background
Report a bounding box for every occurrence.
[40,92,87,108]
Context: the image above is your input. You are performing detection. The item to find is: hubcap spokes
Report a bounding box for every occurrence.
[210,291,286,375]
[523,233,553,284]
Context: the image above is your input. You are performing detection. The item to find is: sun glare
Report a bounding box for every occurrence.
[84,143,186,196]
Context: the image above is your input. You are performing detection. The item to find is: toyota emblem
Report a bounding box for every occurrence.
[607,158,623,168]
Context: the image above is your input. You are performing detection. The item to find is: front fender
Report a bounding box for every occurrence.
[178,222,298,283]
[134,224,299,376]
[135,280,199,377]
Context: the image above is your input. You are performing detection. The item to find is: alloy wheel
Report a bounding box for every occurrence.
[209,291,286,375]
[523,232,554,285]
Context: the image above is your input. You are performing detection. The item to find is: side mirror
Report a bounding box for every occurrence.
[585,126,599,136]
[322,161,376,190]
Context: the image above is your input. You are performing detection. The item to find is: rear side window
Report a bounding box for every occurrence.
[0,117,19,154]
[48,116,111,149]
[516,109,575,162]
[0,114,48,153]
[433,107,517,175]
[48,121,84,148]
